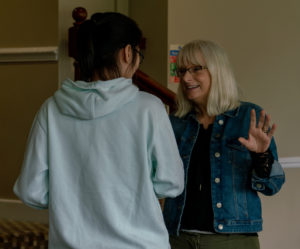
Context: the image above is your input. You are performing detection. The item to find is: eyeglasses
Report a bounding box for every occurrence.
[133,48,144,65]
[176,65,208,77]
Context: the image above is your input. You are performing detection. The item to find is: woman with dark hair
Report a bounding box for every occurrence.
[163,40,285,249]
[77,12,144,81]
[14,12,184,249]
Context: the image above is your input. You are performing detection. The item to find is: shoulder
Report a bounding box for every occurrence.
[130,91,172,125]
[34,97,56,126]
[169,112,192,123]
[169,113,193,136]
[135,91,166,113]
[137,91,164,105]
[169,114,185,125]
[232,101,264,118]
[38,97,56,115]
[239,101,263,111]
[222,101,264,120]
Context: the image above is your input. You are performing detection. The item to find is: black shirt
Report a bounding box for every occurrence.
[180,124,215,232]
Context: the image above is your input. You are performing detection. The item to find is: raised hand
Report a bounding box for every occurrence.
[238,109,276,153]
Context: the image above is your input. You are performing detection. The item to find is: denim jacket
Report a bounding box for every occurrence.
[163,102,285,235]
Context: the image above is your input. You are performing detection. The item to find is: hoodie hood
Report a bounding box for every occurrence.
[54,78,139,120]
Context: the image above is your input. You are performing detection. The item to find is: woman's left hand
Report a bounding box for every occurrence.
[238,109,276,153]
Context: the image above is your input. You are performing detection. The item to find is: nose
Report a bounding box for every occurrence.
[182,70,194,82]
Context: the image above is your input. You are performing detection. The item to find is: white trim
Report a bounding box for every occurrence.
[0,198,22,204]
[0,46,58,62]
[279,157,300,168]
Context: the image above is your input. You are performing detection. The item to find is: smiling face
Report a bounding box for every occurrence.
[179,52,211,106]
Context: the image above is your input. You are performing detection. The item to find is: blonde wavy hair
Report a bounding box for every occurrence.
[175,40,240,117]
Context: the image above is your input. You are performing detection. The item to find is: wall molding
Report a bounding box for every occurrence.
[0,46,58,62]
[279,157,300,168]
[0,198,22,204]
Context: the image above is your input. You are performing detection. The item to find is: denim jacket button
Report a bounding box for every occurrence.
[218,120,224,125]
[216,202,222,208]
[215,152,221,158]
[215,133,221,138]
[218,224,224,230]
[256,183,262,189]
[215,178,220,183]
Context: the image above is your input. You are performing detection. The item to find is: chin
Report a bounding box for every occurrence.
[186,94,200,100]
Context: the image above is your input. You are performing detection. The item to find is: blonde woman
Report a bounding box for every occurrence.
[163,40,285,249]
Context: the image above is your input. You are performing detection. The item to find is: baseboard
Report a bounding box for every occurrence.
[279,157,300,168]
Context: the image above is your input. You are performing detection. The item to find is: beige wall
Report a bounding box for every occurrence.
[260,168,300,249]
[0,0,57,47]
[0,0,58,199]
[0,63,58,198]
[129,0,168,86]
[168,1,300,248]
[168,0,300,158]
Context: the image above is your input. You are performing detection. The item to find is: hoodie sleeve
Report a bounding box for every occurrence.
[13,112,49,209]
[150,104,184,199]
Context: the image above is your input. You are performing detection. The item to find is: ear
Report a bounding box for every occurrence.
[123,44,132,64]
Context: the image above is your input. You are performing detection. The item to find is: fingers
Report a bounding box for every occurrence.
[251,109,270,132]
[258,110,274,134]
[241,109,276,153]
[238,136,256,152]
[257,109,265,129]
[262,113,271,132]
[261,112,276,138]
[250,109,257,130]
[267,123,276,138]
[238,137,249,148]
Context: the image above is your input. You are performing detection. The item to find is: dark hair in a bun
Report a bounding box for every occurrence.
[77,12,142,81]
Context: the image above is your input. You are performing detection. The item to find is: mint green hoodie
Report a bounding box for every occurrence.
[14,78,184,249]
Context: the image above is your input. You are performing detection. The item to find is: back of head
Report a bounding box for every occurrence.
[175,40,240,117]
[77,12,142,81]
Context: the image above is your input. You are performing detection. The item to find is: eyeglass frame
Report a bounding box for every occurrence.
[132,47,144,65]
[176,65,208,77]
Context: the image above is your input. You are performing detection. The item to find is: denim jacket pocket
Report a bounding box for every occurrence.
[226,139,251,168]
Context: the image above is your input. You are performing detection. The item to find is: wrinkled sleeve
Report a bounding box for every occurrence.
[150,106,184,199]
[251,137,285,196]
[13,114,49,209]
